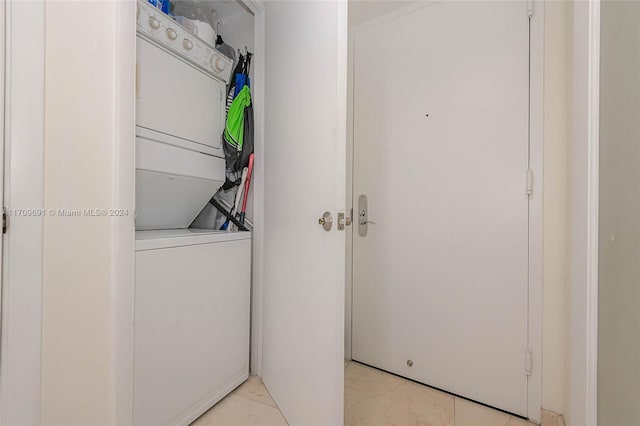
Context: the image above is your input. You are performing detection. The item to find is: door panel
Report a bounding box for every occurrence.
[262,1,346,425]
[352,1,529,416]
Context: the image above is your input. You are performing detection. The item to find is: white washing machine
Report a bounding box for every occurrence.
[134,2,250,424]
[134,229,251,425]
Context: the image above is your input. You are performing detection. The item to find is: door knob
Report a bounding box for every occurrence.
[318,211,333,231]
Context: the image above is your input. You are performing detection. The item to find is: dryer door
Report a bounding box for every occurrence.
[136,37,225,153]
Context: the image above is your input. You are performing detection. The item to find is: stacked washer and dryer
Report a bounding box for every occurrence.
[134,1,251,424]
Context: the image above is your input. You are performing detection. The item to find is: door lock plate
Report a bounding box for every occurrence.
[358,194,368,237]
[337,212,351,230]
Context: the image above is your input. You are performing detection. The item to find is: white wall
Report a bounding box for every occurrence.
[41,2,130,424]
[346,0,572,417]
[598,2,640,424]
[220,10,255,55]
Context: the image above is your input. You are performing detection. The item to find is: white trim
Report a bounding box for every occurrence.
[344,26,355,361]
[243,0,265,377]
[346,1,545,421]
[112,1,136,425]
[569,1,599,425]
[527,2,544,423]
[335,3,348,419]
[0,1,45,424]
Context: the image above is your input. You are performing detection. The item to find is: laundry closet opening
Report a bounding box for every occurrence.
[133,1,258,424]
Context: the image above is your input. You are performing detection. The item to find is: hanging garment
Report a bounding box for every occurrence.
[225,53,245,117]
[222,84,251,185]
[224,85,251,151]
[239,53,253,172]
[234,72,250,97]
[222,52,253,189]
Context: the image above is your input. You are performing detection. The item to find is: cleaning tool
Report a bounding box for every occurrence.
[220,167,248,231]
[239,153,254,225]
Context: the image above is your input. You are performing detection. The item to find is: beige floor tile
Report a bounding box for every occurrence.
[541,410,561,426]
[192,393,288,426]
[345,362,454,426]
[345,362,406,397]
[247,399,288,426]
[192,364,542,426]
[233,375,277,408]
[192,394,249,426]
[345,388,410,426]
[454,397,510,426]
[506,415,536,426]
[401,381,454,426]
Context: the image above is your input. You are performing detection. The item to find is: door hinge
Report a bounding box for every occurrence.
[3,208,7,234]
[526,168,534,196]
[527,0,534,18]
[525,348,533,375]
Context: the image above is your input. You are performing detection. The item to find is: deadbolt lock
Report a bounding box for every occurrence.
[318,211,333,231]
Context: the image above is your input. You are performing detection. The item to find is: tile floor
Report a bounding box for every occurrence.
[192,361,565,426]
[192,375,288,426]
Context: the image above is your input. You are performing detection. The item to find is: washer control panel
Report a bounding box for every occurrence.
[136,0,233,84]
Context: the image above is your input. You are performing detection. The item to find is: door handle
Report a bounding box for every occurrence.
[358,194,371,237]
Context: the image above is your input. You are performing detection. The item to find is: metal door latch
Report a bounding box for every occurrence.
[337,212,352,231]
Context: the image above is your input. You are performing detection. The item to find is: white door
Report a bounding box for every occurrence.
[262,1,347,425]
[352,1,530,416]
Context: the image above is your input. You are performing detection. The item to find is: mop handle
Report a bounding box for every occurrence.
[239,154,254,224]
[241,154,254,213]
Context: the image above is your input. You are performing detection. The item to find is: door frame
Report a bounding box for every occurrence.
[568,1,599,425]
[245,0,266,378]
[345,2,544,422]
[0,1,45,424]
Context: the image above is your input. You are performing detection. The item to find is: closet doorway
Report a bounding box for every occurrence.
[349,0,541,418]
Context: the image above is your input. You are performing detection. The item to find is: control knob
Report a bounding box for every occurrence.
[210,54,226,73]
[148,16,160,30]
[183,39,193,50]
[166,28,177,40]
